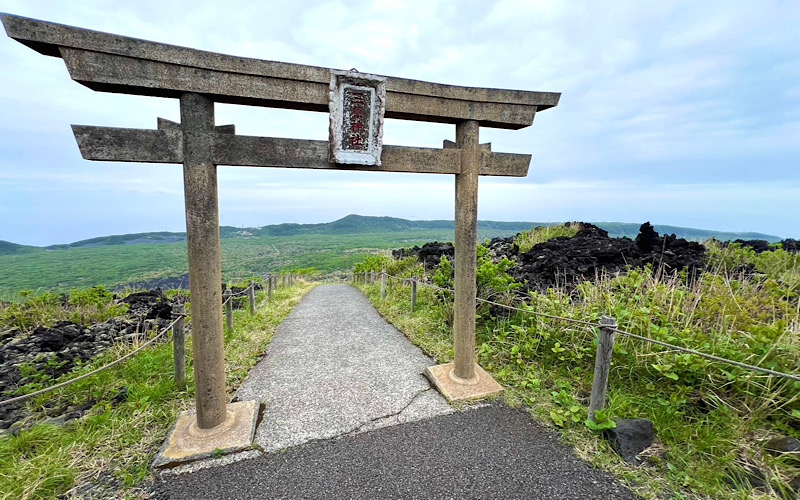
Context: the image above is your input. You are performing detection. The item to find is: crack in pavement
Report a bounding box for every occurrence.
[347,387,438,436]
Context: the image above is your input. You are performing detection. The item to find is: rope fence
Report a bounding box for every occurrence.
[358,270,800,422]
[1,271,298,408]
[0,315,185,407]
[223,273,299,329]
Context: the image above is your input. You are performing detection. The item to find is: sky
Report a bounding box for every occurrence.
[0,0,798,246]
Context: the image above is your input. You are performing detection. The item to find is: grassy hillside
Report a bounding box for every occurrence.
[0,240,37,256]
[35,215,540,250]
[6,215,782,253]
[46,231,186,249]
[0,229,521,296]
[0,215,786,296]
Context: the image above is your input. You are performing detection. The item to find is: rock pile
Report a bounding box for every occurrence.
[724,238,799,254]
[395,222,707,291]
[0,289,177,431]
[392,241,454,270]
[121,289,175,319]
[502,222,705,290]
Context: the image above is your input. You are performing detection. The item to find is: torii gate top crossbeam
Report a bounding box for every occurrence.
[1,14,559,130]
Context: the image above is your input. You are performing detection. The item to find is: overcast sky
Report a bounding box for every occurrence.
[0,0,798,246]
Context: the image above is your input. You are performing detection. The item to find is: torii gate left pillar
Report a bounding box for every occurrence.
[180,93,227,429]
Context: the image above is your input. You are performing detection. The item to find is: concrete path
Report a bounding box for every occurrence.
[153,284,636,499]
[235,284,452,452]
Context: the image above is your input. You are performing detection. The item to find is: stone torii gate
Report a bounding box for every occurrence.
[3,14,560,459]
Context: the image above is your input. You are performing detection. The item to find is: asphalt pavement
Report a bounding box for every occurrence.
[152,284,636,499]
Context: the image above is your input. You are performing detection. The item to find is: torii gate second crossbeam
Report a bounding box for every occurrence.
[2,13,560,463]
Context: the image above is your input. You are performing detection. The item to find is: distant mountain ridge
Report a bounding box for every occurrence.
[0,240,37,256]
[0,214,784,255]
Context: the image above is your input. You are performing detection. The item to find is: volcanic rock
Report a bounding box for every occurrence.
[394,222,706,291]
[121,289,173,319]
[765,436,800,459]
[603,418,655,465]
[512,223,705,290]
[781,239,799,254]
[393,241,454,271]
[733,239,773,254]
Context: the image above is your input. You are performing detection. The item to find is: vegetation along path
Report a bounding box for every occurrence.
[154,284,635,499]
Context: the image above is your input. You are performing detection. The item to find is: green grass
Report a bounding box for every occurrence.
[516,223,581,253]
[0,281,315,500]
[354,227,800,499]
[706,240,800,293]
[0,229,529,297]
[2,220,788,297]
[0,286,129,333]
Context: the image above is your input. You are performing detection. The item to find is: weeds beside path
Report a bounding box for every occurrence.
[352,234,800,499]
[0,281,316,500]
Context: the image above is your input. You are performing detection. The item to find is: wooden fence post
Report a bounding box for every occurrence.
[171,303,186,389]
[248,280,256,314]
[380,271,387,299]
[282,274,286,288]
[589,315,617,422]
[411,280,417,312]
[224,289,233,331]
[268,275,273,301]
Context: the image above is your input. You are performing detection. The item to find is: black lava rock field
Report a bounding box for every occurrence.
[507,222,706,290]
[397,222,711,291]
[0,289,178,432]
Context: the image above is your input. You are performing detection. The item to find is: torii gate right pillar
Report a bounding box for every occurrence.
[453,120,480,382]
[424,120,504,402]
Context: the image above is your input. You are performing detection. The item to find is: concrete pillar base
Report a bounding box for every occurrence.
[153,400,259,468]
[424,362,503,403]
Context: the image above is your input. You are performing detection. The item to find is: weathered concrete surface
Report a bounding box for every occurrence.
[72,124,532,177]
[425,362,503,402]
[153,400,258,468]
[180,92,226,429]
[453,120,480,381]
[234,284,452,452]
[2,14,560,129]
[153,404,637,500]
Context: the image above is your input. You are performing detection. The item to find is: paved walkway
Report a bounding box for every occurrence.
[236,284,452,452]
[153,284,636,499]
